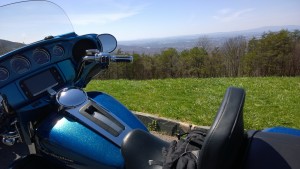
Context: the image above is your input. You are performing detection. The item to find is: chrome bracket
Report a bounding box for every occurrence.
[1,120,22,146]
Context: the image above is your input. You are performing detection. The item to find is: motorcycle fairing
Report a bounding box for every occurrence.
[0,33,98,108]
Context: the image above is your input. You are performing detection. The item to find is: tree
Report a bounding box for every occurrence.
[158,48,180,78]
[196,36,213,53]
[222,36,247,77]
[241,37,262,76]
[207,47,226,77]
[289,30,300,75]
[184,47,209,77]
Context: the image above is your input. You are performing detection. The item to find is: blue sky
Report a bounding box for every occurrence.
[1,0,300,41]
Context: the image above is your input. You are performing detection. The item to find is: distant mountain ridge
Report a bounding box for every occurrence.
[0,39,25,55]
[1,25,299,56]
[118,25,300,55]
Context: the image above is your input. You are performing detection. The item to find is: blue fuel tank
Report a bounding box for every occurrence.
[35,92,148,169]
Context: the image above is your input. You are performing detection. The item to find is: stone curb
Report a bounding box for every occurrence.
[133,111,210,136]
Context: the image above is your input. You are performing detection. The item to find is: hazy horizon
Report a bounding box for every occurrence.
[118,25,300,42]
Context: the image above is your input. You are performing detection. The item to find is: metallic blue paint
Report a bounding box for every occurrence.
[263,127,300,137]
[37,115,124,169]
[87,91,148,131]
[36,92,147,168]
[0,83,26,107]
[57,60,76,82]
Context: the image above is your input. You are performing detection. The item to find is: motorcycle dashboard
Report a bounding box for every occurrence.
[0,1,102,108]
[0,34,99,108]
[0,37,72,86]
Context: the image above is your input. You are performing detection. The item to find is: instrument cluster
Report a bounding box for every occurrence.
[0,34,99,108]
[0,44,65,83]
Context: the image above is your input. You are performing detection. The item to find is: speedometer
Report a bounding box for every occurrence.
[0,67,9,81]
[33,48,50,65]
[10,56,31,74]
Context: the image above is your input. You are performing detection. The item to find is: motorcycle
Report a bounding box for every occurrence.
[0,1,299,169]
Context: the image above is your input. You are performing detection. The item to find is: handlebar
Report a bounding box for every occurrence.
[83,49,133,63]
[75,49,133,87]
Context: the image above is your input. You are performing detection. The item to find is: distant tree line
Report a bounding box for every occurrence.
[96,30,300,79]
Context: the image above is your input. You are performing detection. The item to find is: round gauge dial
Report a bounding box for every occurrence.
[0,67,9,81]
[33,49,50,65]
[10,56,31,74]
[53,45,64,57]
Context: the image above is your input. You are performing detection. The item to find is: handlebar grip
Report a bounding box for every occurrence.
[110,55,133,62]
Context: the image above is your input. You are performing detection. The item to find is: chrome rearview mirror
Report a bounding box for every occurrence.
[97,34,117,53]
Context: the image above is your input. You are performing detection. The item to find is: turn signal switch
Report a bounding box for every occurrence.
[83,49,110,63]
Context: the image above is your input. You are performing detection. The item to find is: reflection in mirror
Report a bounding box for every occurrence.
[97,34,117,53]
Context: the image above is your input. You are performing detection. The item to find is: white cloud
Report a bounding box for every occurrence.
[213,8,255,22]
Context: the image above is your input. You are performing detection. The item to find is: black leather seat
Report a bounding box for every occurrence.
[121,129,169,169]
[198,87,246,169]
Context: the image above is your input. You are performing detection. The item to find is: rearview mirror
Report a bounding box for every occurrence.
[97,34,117,53]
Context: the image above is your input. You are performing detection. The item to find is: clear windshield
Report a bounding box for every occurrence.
[0,0,74,55]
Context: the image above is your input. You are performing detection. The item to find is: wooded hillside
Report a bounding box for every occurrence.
[98,30,300,79]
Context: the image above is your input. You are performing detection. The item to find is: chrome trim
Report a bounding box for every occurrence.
[56,87,88,109]
[47,88,57,97]
[64,99,132,147]
[2,136,15,146]
[1,120,22,146]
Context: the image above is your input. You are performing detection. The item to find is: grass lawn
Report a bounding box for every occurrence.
[85,77,300,130]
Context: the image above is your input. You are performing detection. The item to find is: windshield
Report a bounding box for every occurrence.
[0,0,74,55]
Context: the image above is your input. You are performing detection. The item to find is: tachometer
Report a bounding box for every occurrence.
[10,56,31,74]
[33,48,50,65]
[0,67,9,81]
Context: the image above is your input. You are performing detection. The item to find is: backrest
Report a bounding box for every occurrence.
[198,87,246,169]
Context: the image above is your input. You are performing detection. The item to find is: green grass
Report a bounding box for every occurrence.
[85,77,300,130]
